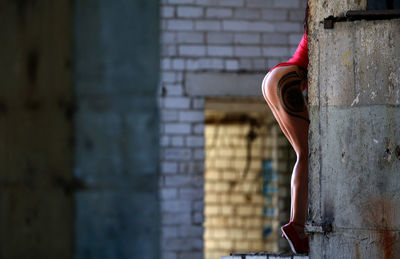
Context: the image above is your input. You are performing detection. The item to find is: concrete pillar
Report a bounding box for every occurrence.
[74,1,160,259]
[0,1,74,258]
[308,0,400,258]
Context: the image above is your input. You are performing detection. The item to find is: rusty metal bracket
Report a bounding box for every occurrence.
[323,9,400,29]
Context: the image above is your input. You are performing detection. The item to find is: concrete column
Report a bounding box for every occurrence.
[0,1,74,258]
[308,0,400,258]
[73,1,160,258]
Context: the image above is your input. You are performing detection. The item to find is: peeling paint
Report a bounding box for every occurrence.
[351,93,360,107]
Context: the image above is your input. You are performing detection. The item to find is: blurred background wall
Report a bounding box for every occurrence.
[158,0,307,258]
[1,0,160,259]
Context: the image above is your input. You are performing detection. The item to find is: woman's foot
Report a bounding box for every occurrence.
[281,221,309,254]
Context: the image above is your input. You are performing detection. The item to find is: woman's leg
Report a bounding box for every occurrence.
[262,66,309,235]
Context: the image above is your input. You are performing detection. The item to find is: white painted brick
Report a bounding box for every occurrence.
[247,0,274,7]
[262,46,289,57]
[162,212,191,225]
[179,251,203,259]
[162,45,177,56]
[239,58,253,70]
[273,0,299,8]
[162,162,178,173]
[162,252,177,259]
[194,148,205,160]
[274,21,302,32]
[177,6,203,18]
[161,32,176,44]
[218,0,244,7]
[161,20,168,30]
[162,58,171,70]
[171,136,184,146]
[162,226,179,238]
[194,0,215,5]
[165,123,191,134]
[161,188,178,200]
[179,111,204,122]
[234,9,260,19]
[178,225,204,237]
[193,123,204,134]
[177,32,204,43]
[207,32,234,44]
[225,59,239,70]
[198,58,224,70]
[193,200,204,211]
[162,6,175,18]
[162,200,192,212]
[186,59,200,70]
[162,71,177,83]
[192,98,205,109]
[161,109,179,122]
[289,10,306,21]
[167,19,194,31]
[179,45,206,56]
[164,83,183,96]
[164,97,190,109]
[172,58,185,70]
[161,136,170,147]
[205,7,233,18]
[179,161,204,174]
[186,136,205,147]
[261,9,288,20]
[253,58,268,70]
[234,33,260,44]
[207,45,233,56]
[195,20,221,31]
[289,46,297,55]
[222,21,273,32]
[164,148,192,161]
[262,33,288,44]
[165,174,196,187]
[289,33,303,44]
[234,46,261,57]
[179,187,204,199]
[168,0,194,4]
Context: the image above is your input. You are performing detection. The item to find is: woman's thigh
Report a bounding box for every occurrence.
[261,65,309,154]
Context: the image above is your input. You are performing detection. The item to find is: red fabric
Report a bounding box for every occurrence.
[269,32,309,90]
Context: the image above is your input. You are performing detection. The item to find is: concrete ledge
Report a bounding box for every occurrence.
[185,72,266,97]
[221,255,308,259]
[221,254,308,259]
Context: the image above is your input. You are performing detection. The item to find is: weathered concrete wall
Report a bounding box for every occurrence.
[308,1,400,258]
[0,1,74,258]
[74,1,160,258]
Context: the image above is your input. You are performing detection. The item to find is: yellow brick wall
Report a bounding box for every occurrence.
[204,109,295,258]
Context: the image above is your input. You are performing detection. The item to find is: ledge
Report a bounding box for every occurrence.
[185,72,265,97]
[221,253,308,259]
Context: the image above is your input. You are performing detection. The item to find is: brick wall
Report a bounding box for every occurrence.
[203,108,296,258]
[204,111,275,258]
[159,0,307,258]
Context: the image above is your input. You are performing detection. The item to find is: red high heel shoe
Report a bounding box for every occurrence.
[280,221,309,254]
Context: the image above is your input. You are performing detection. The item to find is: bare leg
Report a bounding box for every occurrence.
[262,66,309,236]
